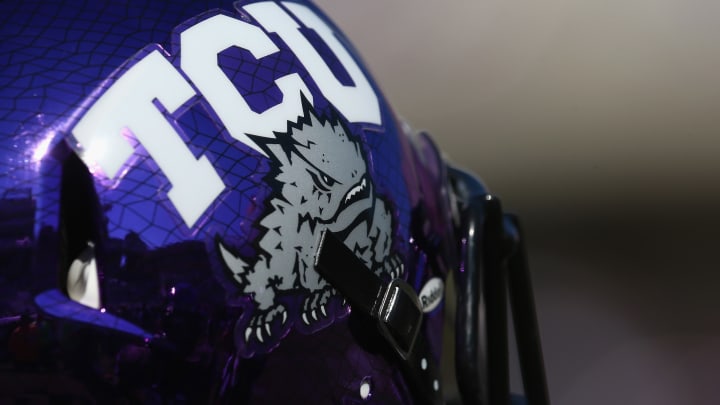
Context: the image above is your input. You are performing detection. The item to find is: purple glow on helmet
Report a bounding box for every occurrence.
[31,131,55,163]
[460,237,468,273]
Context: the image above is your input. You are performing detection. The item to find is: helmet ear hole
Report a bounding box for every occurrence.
[58,152,105,307]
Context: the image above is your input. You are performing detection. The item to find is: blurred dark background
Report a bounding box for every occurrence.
[318,1,720,404]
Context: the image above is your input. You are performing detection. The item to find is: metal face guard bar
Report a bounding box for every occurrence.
[449,166,550,405]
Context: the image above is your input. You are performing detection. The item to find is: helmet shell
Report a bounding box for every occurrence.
[0,1,456,402]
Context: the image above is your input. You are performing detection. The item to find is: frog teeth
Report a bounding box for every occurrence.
[344,177,367,204]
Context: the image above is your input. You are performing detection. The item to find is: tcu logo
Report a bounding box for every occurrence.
[71,1,380,228]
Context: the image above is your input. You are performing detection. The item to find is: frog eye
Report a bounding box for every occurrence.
[307,169,337,192]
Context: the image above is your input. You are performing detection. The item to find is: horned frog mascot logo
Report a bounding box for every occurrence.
[218,98,403,351]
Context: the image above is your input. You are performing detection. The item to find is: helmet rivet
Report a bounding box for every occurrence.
[359,377,372,400]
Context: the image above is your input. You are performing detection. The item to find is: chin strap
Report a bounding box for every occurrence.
[314,230,443,405]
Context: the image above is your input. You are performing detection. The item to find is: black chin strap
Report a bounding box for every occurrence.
[314,230,443,405]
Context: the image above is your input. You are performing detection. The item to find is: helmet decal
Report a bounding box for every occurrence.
[36,0,410,359]
[67,1,382,230]
[2,0,473,401]
[218,97,404,355]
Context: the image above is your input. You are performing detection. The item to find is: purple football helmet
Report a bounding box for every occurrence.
[0,1,548,403]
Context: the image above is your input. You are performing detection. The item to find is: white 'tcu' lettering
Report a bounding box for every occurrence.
[180,13,313,156]
[246,2,381,126]
[72,49,225,228]
[71,1,381,229]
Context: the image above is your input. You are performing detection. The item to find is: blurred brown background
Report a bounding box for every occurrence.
[317,1,720,404]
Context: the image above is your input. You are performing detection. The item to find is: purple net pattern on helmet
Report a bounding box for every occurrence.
[0,1,439,402]
[1,1,216,233]
[1,0,412,253]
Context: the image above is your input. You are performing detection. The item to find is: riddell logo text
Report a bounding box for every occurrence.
[419,278,444,313]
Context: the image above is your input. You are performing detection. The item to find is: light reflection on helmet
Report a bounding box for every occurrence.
[0,1,548,404]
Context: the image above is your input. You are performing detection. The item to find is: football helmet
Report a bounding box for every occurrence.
[0,1,549,403]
